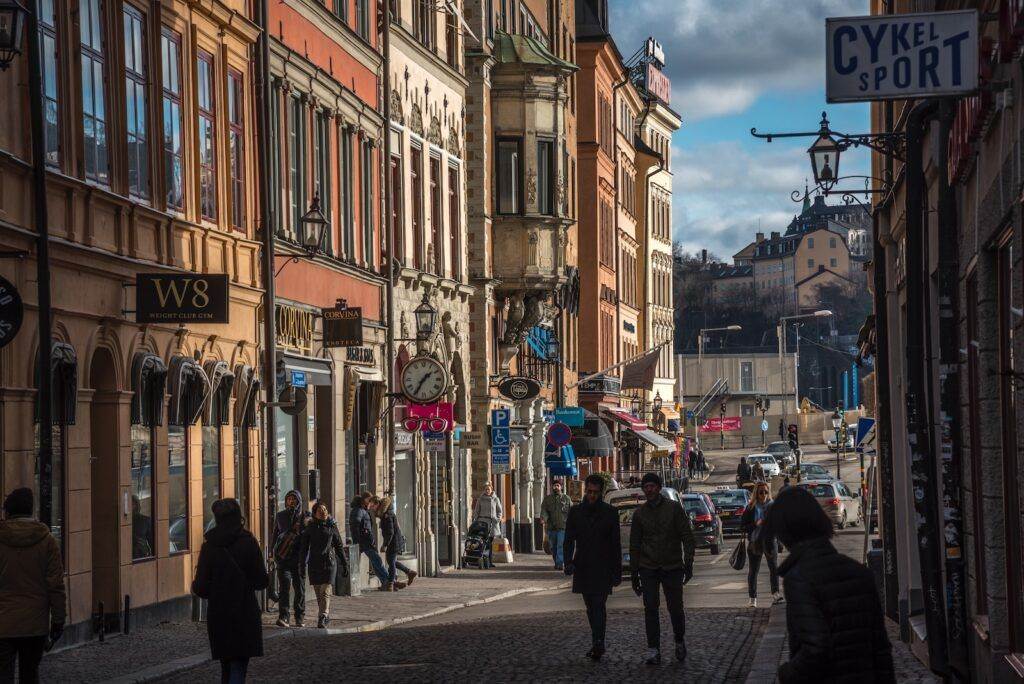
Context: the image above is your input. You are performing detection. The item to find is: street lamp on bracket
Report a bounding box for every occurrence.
[274,194,330,276]
[752,111,905,197]
[0,0,27,70]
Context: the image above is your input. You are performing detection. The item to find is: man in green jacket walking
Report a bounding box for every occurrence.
[629,472,696,666]
[540,480,572,570]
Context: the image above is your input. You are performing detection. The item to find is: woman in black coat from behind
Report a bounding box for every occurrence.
[766,486,894,683]
[303,502,349,628]
[563,474,622,661]
[192,498,269,684]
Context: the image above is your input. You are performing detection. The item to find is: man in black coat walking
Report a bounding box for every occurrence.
[192,498,269,683]
[270,490,310,627]
[563,474,621,661]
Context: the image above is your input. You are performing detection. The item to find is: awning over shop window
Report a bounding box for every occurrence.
[629,428,676,455]
[131,352,167,427]
[570,409,614,458]
[280,352,332,386]
[544,443,578,477]
[35,342,78,425]
[233,364,260,428]
[602,408,647,431]
[168,356,211,427]
[203,360,235,426]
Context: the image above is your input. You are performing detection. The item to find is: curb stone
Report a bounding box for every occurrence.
[105,581,570,684]
[744,601,786,683]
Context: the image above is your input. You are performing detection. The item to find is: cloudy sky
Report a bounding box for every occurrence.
[607,0,871,259]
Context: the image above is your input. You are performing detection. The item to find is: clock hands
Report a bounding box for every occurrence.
[415,370,435,395]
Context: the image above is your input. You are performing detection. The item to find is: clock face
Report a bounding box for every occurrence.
[400,357,449,404]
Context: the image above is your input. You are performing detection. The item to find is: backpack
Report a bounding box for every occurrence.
[273,511,303,561]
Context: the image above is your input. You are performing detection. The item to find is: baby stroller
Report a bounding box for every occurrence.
[462,519,495,569]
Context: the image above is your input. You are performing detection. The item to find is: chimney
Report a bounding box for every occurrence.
[771,231,780,240]
[756,232,765,243]
[701,249,707,266]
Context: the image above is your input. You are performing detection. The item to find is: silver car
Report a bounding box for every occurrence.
[605,486,683,572]
[799,480,862,529]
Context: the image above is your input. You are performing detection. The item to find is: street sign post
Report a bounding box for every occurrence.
[826,10,978,103]
[547,422,572,448]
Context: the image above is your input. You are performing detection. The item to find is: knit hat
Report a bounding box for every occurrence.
[640,473,662,488]
[3,487,34,517]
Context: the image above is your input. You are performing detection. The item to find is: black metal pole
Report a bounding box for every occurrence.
[255,0,279,550]
[382,0,396,496]
[904,99,948,676]
[26,2,54,530]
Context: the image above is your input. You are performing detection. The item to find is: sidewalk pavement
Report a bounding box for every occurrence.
[744,604,940,683]
[40,552,569,683]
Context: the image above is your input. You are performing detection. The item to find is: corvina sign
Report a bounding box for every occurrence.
[323,306,363,348]
[826,10,978,103]
[0,275,24,350]
[136,273,229,324]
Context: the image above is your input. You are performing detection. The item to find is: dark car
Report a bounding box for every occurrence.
[682,493,724,555]
[708,488,751,537]
[765,441,795,467]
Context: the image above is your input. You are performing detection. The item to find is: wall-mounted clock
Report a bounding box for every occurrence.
[400,356,449,404]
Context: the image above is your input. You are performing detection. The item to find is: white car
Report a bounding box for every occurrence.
[745,453,781,478]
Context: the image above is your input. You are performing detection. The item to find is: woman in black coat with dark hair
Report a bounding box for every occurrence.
[304,502,349,628]
[192,498,269,684]
[766,486,894,683]
[563,474,622,661]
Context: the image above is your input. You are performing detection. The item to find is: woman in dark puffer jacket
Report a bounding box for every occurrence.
[766,486,894,683]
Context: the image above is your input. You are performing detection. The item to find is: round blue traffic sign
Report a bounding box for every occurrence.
[547,421,572,448]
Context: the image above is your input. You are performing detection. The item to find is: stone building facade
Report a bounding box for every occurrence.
[0,0,262,643]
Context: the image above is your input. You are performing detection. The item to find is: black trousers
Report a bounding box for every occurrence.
[639,568,685,649]
[0,635,46,684]
[277,563,306,619]
[747,544,779,598]
[581,593,609,646]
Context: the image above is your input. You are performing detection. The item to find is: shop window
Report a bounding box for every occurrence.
[232,365,259,523]
[123,6,148,199]
[233,427,249,524]
[430,155,443,276]
[80,0,108,184]
[496,139,521,215]
[202,425,221,532]
[997,232,1023,652]
[537,139,554,215]
[196,51,217,221]
[448,164,461,281]
[39,0,60,166]
[275,409,297,499]
[228,70,245,231]
[168,425,188,553]
[33,424,66,553]
[130,425,155,560]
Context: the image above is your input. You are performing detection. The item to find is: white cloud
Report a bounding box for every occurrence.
[609,0,868,120]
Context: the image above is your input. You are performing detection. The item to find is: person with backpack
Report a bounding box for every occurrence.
[270,490,310,627]
[349,495,390,590]
[0,487,65,683]
[303,502,349,628]
[191,498,268,683]
[377,496,416,590]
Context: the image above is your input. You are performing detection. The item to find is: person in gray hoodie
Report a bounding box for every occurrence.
[0,487,66,683]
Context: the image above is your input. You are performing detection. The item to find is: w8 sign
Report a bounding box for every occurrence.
[826,10,977,102]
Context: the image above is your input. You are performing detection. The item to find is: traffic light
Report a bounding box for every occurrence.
[787,424,799,451]
[720,401,727,415]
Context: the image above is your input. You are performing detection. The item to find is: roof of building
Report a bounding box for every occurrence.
[794,265,856,289]
[493,31,578,71]
[733,240,759,261]
[709,263,753,279]
[784,194,870,236]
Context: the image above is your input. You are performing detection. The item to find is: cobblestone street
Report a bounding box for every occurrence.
[164,608,768,683]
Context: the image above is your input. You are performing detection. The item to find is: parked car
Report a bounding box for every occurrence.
[765,441,795,467]
[606,486,685,571]
[745,453,781,479]
[828,433,856,452]
[708,487,751,537]
[798,480,862,529]
[787,462,835,481]
[682,493,724,555]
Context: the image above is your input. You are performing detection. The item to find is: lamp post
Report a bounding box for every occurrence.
[0,0,26,70]
[777,310,831,422]
[831,408,842,479]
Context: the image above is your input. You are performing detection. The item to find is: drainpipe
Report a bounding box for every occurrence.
[255,0,278,552]
[611,69,628,472]
[902,98,948,677]
[382,0,396,497]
